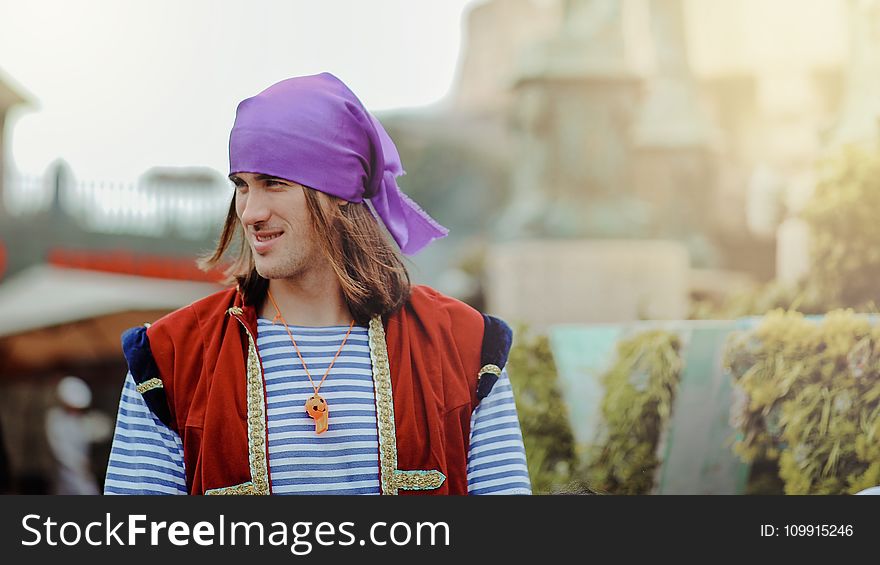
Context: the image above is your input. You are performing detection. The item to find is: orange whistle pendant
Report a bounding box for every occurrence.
[305,394,329,434]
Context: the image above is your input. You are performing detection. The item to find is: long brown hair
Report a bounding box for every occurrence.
[199,187,411,325]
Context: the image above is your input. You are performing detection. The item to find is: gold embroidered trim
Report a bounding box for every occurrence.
[235,316,270,496]
[393,470,447,491]
[369,315,398,495]
[368,316,446,494]
[205,481,256,495]
[227,306,243,316]
[135,378,163,394]
[479,364,502,377]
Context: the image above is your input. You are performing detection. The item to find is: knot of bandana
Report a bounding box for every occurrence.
[229,72,448,255]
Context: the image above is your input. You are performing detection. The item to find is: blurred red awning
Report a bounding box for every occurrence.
[0,265,223,377]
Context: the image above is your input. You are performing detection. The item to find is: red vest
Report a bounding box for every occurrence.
[145,285,484,495]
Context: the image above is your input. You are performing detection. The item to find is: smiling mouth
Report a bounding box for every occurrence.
[255,233,282,242]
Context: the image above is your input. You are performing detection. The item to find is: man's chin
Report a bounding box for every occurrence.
[253,262,275,279]
[254,262,299,280]
[254,266,278,279]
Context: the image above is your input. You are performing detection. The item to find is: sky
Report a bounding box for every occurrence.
[0,0,478,182]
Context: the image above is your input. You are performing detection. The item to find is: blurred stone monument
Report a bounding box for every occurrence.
[486,239,690,327]
[499,0,645,238]
[486,0,701,326]
[632,0,717,251]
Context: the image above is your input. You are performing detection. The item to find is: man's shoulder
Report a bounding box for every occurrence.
[408,284,481,321]
[407,284,511,343]
[122,288,236,431]
[407,286,513,399]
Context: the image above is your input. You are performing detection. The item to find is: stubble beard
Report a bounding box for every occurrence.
[254,251,308,281]
[253,235,325,282]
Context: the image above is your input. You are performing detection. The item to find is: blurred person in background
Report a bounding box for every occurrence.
[104,73,531,496]
[0,418,10,494]
[45,376,112,495]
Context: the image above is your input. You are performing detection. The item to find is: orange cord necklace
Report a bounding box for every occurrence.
[266,290,355,435]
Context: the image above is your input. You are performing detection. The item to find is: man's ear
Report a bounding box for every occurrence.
[336,198,349,207]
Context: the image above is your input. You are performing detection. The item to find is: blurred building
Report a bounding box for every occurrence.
[0,69,229,491]
[0,265,220,492]
[0,69,29,281]
[391,0,855,324]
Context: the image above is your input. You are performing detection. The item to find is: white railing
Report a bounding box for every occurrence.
[2,171,232,240]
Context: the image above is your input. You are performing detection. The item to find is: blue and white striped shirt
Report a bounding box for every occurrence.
[105,319,531,495]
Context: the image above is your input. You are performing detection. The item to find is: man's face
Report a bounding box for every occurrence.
[231,172,321,280]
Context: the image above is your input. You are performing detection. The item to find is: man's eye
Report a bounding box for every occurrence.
[266,179,283,186]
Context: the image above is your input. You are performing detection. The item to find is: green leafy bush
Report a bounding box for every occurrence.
[802,146,880,310]
[505,328,578,494]
[689,281,825,320]
[724,309,880,494]
[587,330,683,494]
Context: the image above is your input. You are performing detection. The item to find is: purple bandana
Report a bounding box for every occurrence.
[229,72,448,255]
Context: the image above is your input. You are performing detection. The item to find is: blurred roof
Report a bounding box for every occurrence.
[0,264,222,338]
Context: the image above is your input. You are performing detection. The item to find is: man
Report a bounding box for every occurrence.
[104,73,530,495]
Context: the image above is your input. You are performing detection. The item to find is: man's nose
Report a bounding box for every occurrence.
[239,190,272,226]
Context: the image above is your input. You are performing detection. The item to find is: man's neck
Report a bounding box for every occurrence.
[259,269,352,327]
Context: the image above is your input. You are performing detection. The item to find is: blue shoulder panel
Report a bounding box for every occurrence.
[121,325,173,428]
[477,314,513,401]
